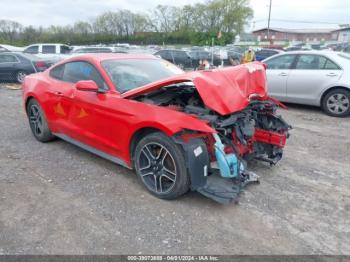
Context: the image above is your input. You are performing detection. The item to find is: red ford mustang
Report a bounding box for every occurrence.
[22,54,290,204]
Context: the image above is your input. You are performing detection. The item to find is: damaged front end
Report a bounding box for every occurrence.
[130,63,291,204]
[173,99,290,204]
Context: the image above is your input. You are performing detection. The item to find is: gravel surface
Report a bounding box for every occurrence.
[0,86,349,255]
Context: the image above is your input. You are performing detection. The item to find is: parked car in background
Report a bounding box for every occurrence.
[154,49,192,69]
[263,51,350,117]
[0,44,24,53]
[71,46,128,54]
[0,52,51,83]
[72,47,114,54]
[189,50,221,68]
[226,50,242,65]
[226,46,244,54]
[23,43,71,62]
[255,48,283,61]
[342,44,350,54]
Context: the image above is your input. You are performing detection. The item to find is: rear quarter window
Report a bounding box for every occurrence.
[49,64,65,80]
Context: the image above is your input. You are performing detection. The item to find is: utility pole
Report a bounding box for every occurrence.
[267,0,272,40]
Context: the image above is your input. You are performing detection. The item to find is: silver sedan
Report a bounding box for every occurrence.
[263,51,350,117]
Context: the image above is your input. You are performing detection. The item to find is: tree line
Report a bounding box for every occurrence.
[0,0,253,46]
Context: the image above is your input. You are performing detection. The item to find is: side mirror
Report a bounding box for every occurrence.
[75,80,99,92]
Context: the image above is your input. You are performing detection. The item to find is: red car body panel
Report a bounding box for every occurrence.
[22,54,275,169]
[22,54,221,167]
[124,61,267,115]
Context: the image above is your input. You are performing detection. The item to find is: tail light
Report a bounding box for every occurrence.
[35,61,47,68]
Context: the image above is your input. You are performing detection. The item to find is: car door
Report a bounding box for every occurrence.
[60,61,117,154]
[264,54,297,101]
[286,54,342,105]
[0,54,20,81]
[45,63,75,133]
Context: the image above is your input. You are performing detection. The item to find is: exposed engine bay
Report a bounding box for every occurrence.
[135,82,290,163]
[134,82,291,204]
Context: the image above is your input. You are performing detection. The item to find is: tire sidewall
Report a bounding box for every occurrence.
[322,89,350,117]
[133,132,189,200]
[26,99,54,142]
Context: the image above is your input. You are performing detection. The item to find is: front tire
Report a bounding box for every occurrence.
[26,99,55,142]
[134,132,190,200]
[322,88,350,117]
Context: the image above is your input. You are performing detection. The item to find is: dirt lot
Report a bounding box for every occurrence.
[0,85,349,255]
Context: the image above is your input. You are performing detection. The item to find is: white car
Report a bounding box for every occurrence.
[23,43,71,63]
[263,51,350,117]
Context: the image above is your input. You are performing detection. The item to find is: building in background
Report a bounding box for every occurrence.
[333,27,350,42]
[252,27,339,42]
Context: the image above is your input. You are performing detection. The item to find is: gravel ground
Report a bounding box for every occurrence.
[0,86,349,255]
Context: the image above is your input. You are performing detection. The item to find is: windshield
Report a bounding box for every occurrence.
[102,58,184,93]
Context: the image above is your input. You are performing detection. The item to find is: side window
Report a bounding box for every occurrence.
[162,51,171,59]
[50,64,65,80]
[324,58,340,70]
[60,45,71,54]
[0,54,18,63]
[42,45,56,54]
[24,46,39,54]
[176,51,188,59]
[295,55,327,70]
[265,55,296,70]
[62,61,107,90]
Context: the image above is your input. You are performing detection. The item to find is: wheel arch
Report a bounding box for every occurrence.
[24,95,36,114]
[320,86,350,104]
[129,127,169,165]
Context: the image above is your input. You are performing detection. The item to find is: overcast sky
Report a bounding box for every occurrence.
[0,0,349,31]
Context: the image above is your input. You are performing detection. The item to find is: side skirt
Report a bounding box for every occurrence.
[53,133,132,169]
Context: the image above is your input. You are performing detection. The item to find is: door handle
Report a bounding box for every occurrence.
[326,73,337,77]
[278,72,288,76]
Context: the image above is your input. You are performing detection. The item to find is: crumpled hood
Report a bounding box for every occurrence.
[123,62,267,115]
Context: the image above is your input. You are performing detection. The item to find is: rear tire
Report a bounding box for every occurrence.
[26,99,55,142]
[134,132,190,200]
[322,88,350,117]
[16,71,27,83]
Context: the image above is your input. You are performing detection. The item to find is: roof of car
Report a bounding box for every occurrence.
[62,53,158,63]
[258,48,283,52]
[0,51,22,56]
[157,49,187,52]
[282,50,337,55]
[264,50,341,59]
[27,43,69,46]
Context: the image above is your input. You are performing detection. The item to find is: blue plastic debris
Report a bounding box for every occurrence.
[213,133,244,178]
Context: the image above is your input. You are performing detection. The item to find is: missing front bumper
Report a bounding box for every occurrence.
[197,170,259,204]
